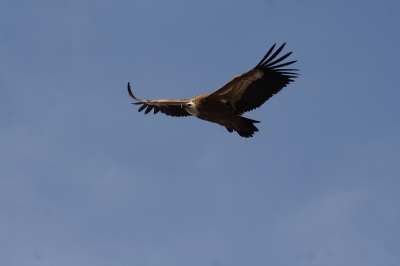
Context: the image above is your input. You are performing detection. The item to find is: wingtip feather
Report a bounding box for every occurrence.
[127,82,141,102]
[138,104,147,112]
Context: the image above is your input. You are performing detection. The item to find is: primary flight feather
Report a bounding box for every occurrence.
[128,43,299,138]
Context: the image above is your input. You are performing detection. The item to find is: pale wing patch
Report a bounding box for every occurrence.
[218,87,234,96]
[218,70,264,107]
[234,70,263,100]
[218,75,240,96]
[151,99,189,105]
[217,70,263,99]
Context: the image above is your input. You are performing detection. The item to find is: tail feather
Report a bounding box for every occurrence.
[225,127,234,133]
[226,117,260,138]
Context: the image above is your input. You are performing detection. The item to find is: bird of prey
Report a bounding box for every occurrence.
[128,43,298,138]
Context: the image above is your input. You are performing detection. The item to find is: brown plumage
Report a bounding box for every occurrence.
[128,43,299,138]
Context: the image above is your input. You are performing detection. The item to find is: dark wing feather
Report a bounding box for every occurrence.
[207,43,299,114]
[127,83,191,117]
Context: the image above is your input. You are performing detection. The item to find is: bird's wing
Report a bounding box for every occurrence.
[127,83,191,117]
[207,43,299,114]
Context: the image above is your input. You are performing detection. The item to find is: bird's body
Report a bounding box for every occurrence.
[128,43,299,138]
[184,94,260,137]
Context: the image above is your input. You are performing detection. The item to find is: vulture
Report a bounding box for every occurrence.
[128,43,298,138]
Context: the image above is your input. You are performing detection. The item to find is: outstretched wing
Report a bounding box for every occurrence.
[207,43,299,114]
[127,83,191,117]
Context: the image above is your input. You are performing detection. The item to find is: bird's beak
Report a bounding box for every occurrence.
[181,103,188,109]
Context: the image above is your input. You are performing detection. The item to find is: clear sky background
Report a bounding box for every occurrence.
[1,1,400,265]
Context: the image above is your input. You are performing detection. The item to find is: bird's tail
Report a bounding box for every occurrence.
[226,117,260,138]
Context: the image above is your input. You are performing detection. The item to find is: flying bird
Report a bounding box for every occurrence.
[128,43,298,138]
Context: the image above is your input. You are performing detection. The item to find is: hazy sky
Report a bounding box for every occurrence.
[1,1,400,265]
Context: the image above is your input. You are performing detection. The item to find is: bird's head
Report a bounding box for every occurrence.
[182,101,199,116]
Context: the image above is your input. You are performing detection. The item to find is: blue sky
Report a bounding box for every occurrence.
[1,1,400,265]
